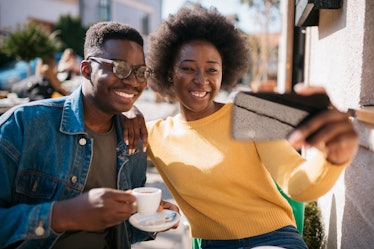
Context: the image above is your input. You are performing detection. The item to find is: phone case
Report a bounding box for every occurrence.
[231,91,331,141]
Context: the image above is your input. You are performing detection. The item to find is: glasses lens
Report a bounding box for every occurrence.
[135,66,149,82]
[113,61,131,79]
[144,69,152,80]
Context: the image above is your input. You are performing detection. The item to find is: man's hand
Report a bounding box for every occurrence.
[287,83,359,165]
[156,200,180,230]
[51,188,136,232]
[157,200,179,213]
[121,106,148,154]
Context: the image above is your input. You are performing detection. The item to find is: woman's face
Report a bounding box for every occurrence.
[172,40,222,121]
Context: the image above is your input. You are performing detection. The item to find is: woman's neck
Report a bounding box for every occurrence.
[179,101,224,121]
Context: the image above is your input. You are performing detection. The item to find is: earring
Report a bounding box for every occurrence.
[167,75,173,83]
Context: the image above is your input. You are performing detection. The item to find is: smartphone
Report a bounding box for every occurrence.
[231,91,331,141]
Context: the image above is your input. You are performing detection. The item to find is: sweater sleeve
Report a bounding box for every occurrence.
[255,140,349,202]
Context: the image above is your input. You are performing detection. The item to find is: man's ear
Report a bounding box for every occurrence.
[80,60,91,79]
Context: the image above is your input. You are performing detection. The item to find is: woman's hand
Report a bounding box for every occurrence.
[120,106,148,154]
[287,83,359,165]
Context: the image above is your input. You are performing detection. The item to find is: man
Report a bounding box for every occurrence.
[0,21,177,249]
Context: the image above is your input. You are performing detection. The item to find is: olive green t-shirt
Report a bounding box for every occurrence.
[52,124,117,249]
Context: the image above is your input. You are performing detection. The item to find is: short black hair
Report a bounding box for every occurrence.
[146,5,250,99]
[84,21,144,59]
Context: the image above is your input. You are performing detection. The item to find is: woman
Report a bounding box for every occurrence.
[128,5,358,249]
[36,55,70,96]
[11,55,69,101]
[57,48,81,81]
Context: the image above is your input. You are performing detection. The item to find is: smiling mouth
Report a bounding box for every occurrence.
[191,91,208,98]
[114,90,136,99]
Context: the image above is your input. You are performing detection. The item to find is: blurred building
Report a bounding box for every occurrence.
[0,0,162,38]
[0,0,162,89]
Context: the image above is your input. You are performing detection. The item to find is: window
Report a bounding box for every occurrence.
[98,0,111,21]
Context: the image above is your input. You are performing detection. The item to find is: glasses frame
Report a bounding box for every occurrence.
[88,56,152,83]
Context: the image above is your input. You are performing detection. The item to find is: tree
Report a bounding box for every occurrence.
[241,0,281,87]
[1,22,61,76]
[53,15,88,58]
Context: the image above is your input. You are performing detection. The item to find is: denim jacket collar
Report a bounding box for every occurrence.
[60,86,87,134]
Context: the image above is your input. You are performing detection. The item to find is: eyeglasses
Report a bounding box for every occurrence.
[88,56,152,83]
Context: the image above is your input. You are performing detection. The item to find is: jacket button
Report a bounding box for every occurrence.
[79,138,87,145]
[71,176,78,184]
[35,225,45,236]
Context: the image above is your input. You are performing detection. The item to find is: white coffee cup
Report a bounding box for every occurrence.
[132,187,162,216]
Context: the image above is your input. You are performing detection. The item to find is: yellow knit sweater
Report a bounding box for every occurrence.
[147,103,347,240]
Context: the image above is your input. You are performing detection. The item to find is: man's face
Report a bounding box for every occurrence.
[83,39,147,115]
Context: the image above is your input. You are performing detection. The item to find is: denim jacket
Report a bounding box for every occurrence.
[0,87,149,248]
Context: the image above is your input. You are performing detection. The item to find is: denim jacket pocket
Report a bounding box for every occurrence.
[15,170,59,203]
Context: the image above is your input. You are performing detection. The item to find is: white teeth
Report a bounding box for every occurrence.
[115,91,135,98]
[191,91,207,97]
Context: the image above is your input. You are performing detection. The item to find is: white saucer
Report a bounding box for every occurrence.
[129,210,180,232]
